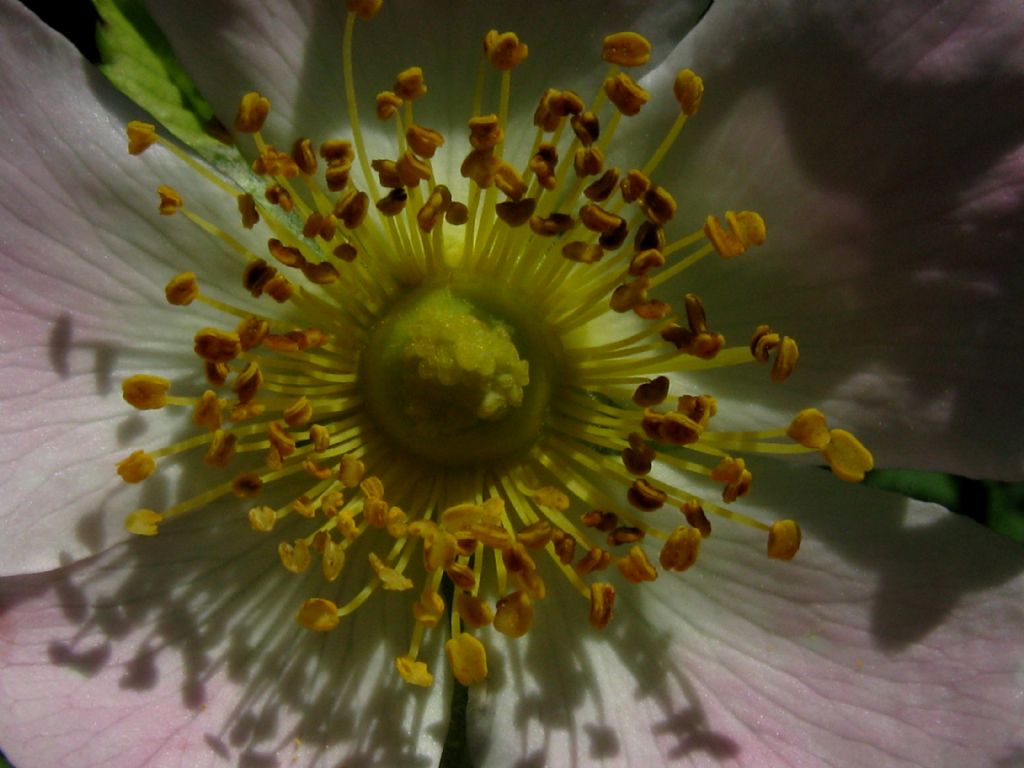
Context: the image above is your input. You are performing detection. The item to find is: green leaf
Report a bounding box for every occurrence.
[93,0,239,168]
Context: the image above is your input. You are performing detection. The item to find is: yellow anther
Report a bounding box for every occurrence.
[194,327,241,363]
[346,0,382,20]
[236,315,269,352]
[279,397,311,428]
[413,587,446,627]
[394,67,427,100]
[279,539,311,573]
[632,375,670,407]
[823,429,874,482]
[364,497,390,527]
[445,562,477,591]
[574,547,612,575]
[162,272,199,306]
[574,146,604,177]
[406,123,445,158]
[628,248,665,277]
[561,241,604,264]
[446,632,488,685]
[395,656,434,687]
[231,471,263,498]
[711,456,753,502]
[376,90,403,120]
[296,597,340,632]
[304,424,328,453]
[483,29,529,70]
[515,520,553,549]
[336,454,364,488]
[589,582,616,629]
[126,121,156,155]
[704,210,767,258]
[767,520,802,560]
[229,402,265,421]
[125,509,163,536]
[456,593,494,628]
[493,590,534,638]
[248,505,276,532]
[620,169,651,202]
[617,545,658,583]
[157,185,183,215]
[681,499,712,538]
[122,374,170,410]
[674,69,704,116]
[334,189,370,228]
[193,390,224,431]
[627,477,667,511]
[660,526,701,572]
[602,31,652,67]
[361,475,384,499]
[786,408,830,449]
[603,72,650,116]
[369,552,414,590]
[441,502,488,531]
[376,188,408,216]
[468,114,504,151]
[267,421,296,461]
[321,537,345,581]
[234,91,270,133]
[396,150,432,187]
[531,486,570,511]
[639,185,677,225]
[116,450,155,483]
[528,212,575,237]
[771,337,799,382]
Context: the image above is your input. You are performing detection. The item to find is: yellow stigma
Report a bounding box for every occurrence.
[118,8,874,690]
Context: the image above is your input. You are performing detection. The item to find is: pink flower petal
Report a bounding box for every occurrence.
[468,462,1024,766]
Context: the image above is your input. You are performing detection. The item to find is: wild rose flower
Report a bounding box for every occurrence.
[1,1,1023,767]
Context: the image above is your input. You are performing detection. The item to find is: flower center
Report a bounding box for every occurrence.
[360,279,558,466]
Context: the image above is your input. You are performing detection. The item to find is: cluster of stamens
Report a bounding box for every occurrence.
[117,1,873,688]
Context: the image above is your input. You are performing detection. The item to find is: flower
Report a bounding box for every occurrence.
[1,2,1023,768]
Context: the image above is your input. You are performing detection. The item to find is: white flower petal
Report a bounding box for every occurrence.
[468,461,1024,766]
[621,2,1024,479]
[0,0,272,573]
[0,509,447,768]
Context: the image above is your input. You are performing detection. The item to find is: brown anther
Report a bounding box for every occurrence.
[460,148,500,188]
[607,526,645,547]
[193,390,224,431]
[234,92,270,133]
[528,212,575,237]
[242,259,276,298]
[375,90,403,120]
[711,456,753,502]
[371,158,402,188]
[204,429,238,468]
[339,454,366,488]
[579,203,623,235]
[267,420,296,459]
[280,396,312,428]
[581,510,619,532]
[324,164,352,192]
[300,260,341,285]
[660,410,705,446]
[589,583,616,629]
[704,211,767,258]
[126,121,157,155]
[116,450,155,484]
[617,545,658,583]
[286,138,316,175]
[494,197,537,228]
[604,72,650,116]
[417,185,453,233]
[396,150,432,187]
[602,31,652,66]
[561,241,604,264]
[446,202,469,225]
[319,214,338,242]
[529,143,559,189]
[501,542,536,575]
[483,29,529,70]
[267,238,305,269]
[660,526,701,572]
[750,325,799,381]
[265,183,293,212]
[674,69,704,116]
[376,188,408,216]
[628,248,666,277]
[394,67,427,100]
[456,593,494,629]
[205,361,230,387]
[677,393,717,426]
[627,478,667,511]
[194,328,241,364]
[620,169,651,202]
[232,361,263,404]
[320,140,354,166]
[681,499,712,538]
[445,562,477,592]
[632,375,670,406]
[302,212,326,239]
[533,89,583,131]
[554,532,576,565]
[634,221,665,252]
[574,547,612,576]
[468,114,504,151]
[253,145,299,178]
[493,162,526,201]
[333,243,358,262]
[609,276,649,313]
[599,220,629,250]
[574,146,604,177]
[571,111,600,146]
[346,0,382,21]
[334,189,369,229]
[584,168,620,202]
[365,497,390,527]
[470,523,514,550]
[640,185,677,225]
[634,299,673,320]
[164,272,199,306]
[516,520,553,548]
[767,520,802,560]
[622,432,655,475]
[406,123,445,159]
[660,293,724,359]
[157,185,182,215]
[236,193,259,229]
